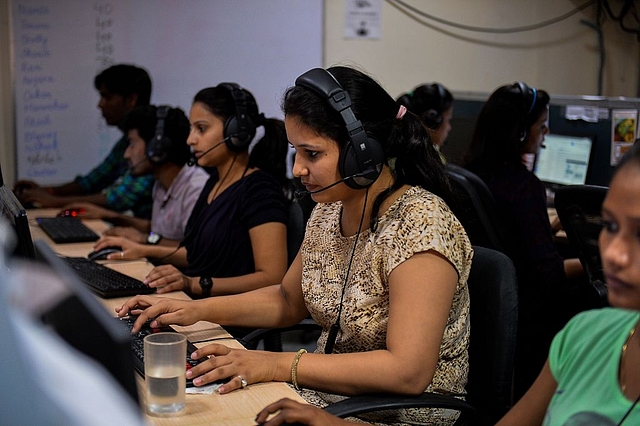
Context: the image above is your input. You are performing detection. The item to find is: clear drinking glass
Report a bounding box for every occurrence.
[144,332,186,416]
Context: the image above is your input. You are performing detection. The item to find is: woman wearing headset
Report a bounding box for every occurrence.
[397,83,454,156]
[94,84,291,301]
[463,83,582,399]
[116,66,472,425]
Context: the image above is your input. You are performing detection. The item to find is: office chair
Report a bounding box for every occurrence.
[244,201,308,352]
[446,164,515,258]
[245,247,519,425]
[287,201,305,266]
[323,246,518,425]
[554,184,609,307]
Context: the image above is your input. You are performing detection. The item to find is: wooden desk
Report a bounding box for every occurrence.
[28,208,306,425]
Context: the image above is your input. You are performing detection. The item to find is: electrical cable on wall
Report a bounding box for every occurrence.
[386,0,638,36]
[386,0,597,33]
[386,0,639,96]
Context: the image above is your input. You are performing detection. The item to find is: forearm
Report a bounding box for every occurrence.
[278,349,426,396]
[50,192,109,207]
[193,284,304,329]
[51,181,84,196]
[197,270,286,297]
[106,215,151,233]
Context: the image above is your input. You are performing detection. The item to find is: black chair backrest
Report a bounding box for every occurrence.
[287,201,305,267]
[446,164,514,257]
[466,246,519,424]
[554,184,608,305]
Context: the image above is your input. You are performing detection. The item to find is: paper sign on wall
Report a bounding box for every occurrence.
[611,109,638,166]
[345,0,381,39]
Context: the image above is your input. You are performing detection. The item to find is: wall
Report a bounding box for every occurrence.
[7,0,322,185]
[325,0,639,100]
[1,0,639,186]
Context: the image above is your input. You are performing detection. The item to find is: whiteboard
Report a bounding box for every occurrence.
[11,0,323,184]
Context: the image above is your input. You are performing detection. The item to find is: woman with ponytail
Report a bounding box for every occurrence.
[117,66,472,425]
[95,84,291,307]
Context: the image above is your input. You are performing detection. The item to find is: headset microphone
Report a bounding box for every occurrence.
[293,171,369,200]
[187,138,229,167]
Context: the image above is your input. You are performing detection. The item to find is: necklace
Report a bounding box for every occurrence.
[621,325,637,393]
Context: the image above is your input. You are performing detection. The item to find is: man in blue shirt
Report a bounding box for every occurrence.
[14,64,155,218]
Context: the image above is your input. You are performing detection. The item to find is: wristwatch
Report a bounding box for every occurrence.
[199,276,213,297]
[146,232,163,245]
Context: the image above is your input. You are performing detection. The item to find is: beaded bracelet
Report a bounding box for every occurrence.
[291,348,307,391]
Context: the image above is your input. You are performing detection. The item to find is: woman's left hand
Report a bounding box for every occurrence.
[187,343,280,393]
[144,264,193,294]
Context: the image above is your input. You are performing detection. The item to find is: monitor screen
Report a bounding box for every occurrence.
[0,185,36,259]
[534,133,593,186]
[32,240,140,405]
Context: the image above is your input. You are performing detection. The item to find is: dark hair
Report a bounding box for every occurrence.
[120,105,191,166]
[463,82,550,178]
[94,64,152,106]
[397,83,453,129]
[193,85,292,195]
[282,66,454,230]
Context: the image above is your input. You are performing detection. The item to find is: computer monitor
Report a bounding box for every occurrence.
[0,185,36,259]
[534,133,594,187]
[32,240,140,405]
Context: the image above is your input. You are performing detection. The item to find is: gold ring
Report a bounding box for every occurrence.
[237,375,248,388]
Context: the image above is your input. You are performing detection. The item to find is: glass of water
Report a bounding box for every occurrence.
[144,332,187,416]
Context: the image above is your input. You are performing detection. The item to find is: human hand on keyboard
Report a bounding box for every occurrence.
[115,295,205,333]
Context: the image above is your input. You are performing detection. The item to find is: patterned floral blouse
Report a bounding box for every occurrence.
[298,186,473,425]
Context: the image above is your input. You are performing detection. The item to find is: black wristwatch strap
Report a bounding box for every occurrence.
[199,276,213,297]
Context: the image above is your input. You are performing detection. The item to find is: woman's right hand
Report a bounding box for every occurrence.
[93,236,147,260]
[115,295,205,333]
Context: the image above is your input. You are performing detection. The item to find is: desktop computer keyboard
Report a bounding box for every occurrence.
[119,316,226,388]
[63,256,155,298]
[36,217,99,244]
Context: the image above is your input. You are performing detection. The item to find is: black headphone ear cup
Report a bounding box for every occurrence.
[296,68,384,190]
[147,106,172,164]
[224,114,256,152]
[219,83,258,152]
[423,109,442,127]
[338,135,384,189]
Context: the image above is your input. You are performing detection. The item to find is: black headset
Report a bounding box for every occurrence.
[295,68,383,190]
[513,81,538,143]
[146,105,172,164]
[218,82,258,152]
[423,82,447,128]
[515,81,538,115]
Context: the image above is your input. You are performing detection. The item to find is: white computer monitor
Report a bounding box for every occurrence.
[534,133,593,186]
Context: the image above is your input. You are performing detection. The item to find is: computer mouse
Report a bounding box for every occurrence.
[87,246,122,261]
[57,208,85,217]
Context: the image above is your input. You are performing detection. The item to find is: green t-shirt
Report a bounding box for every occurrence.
[544,308,640,425]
